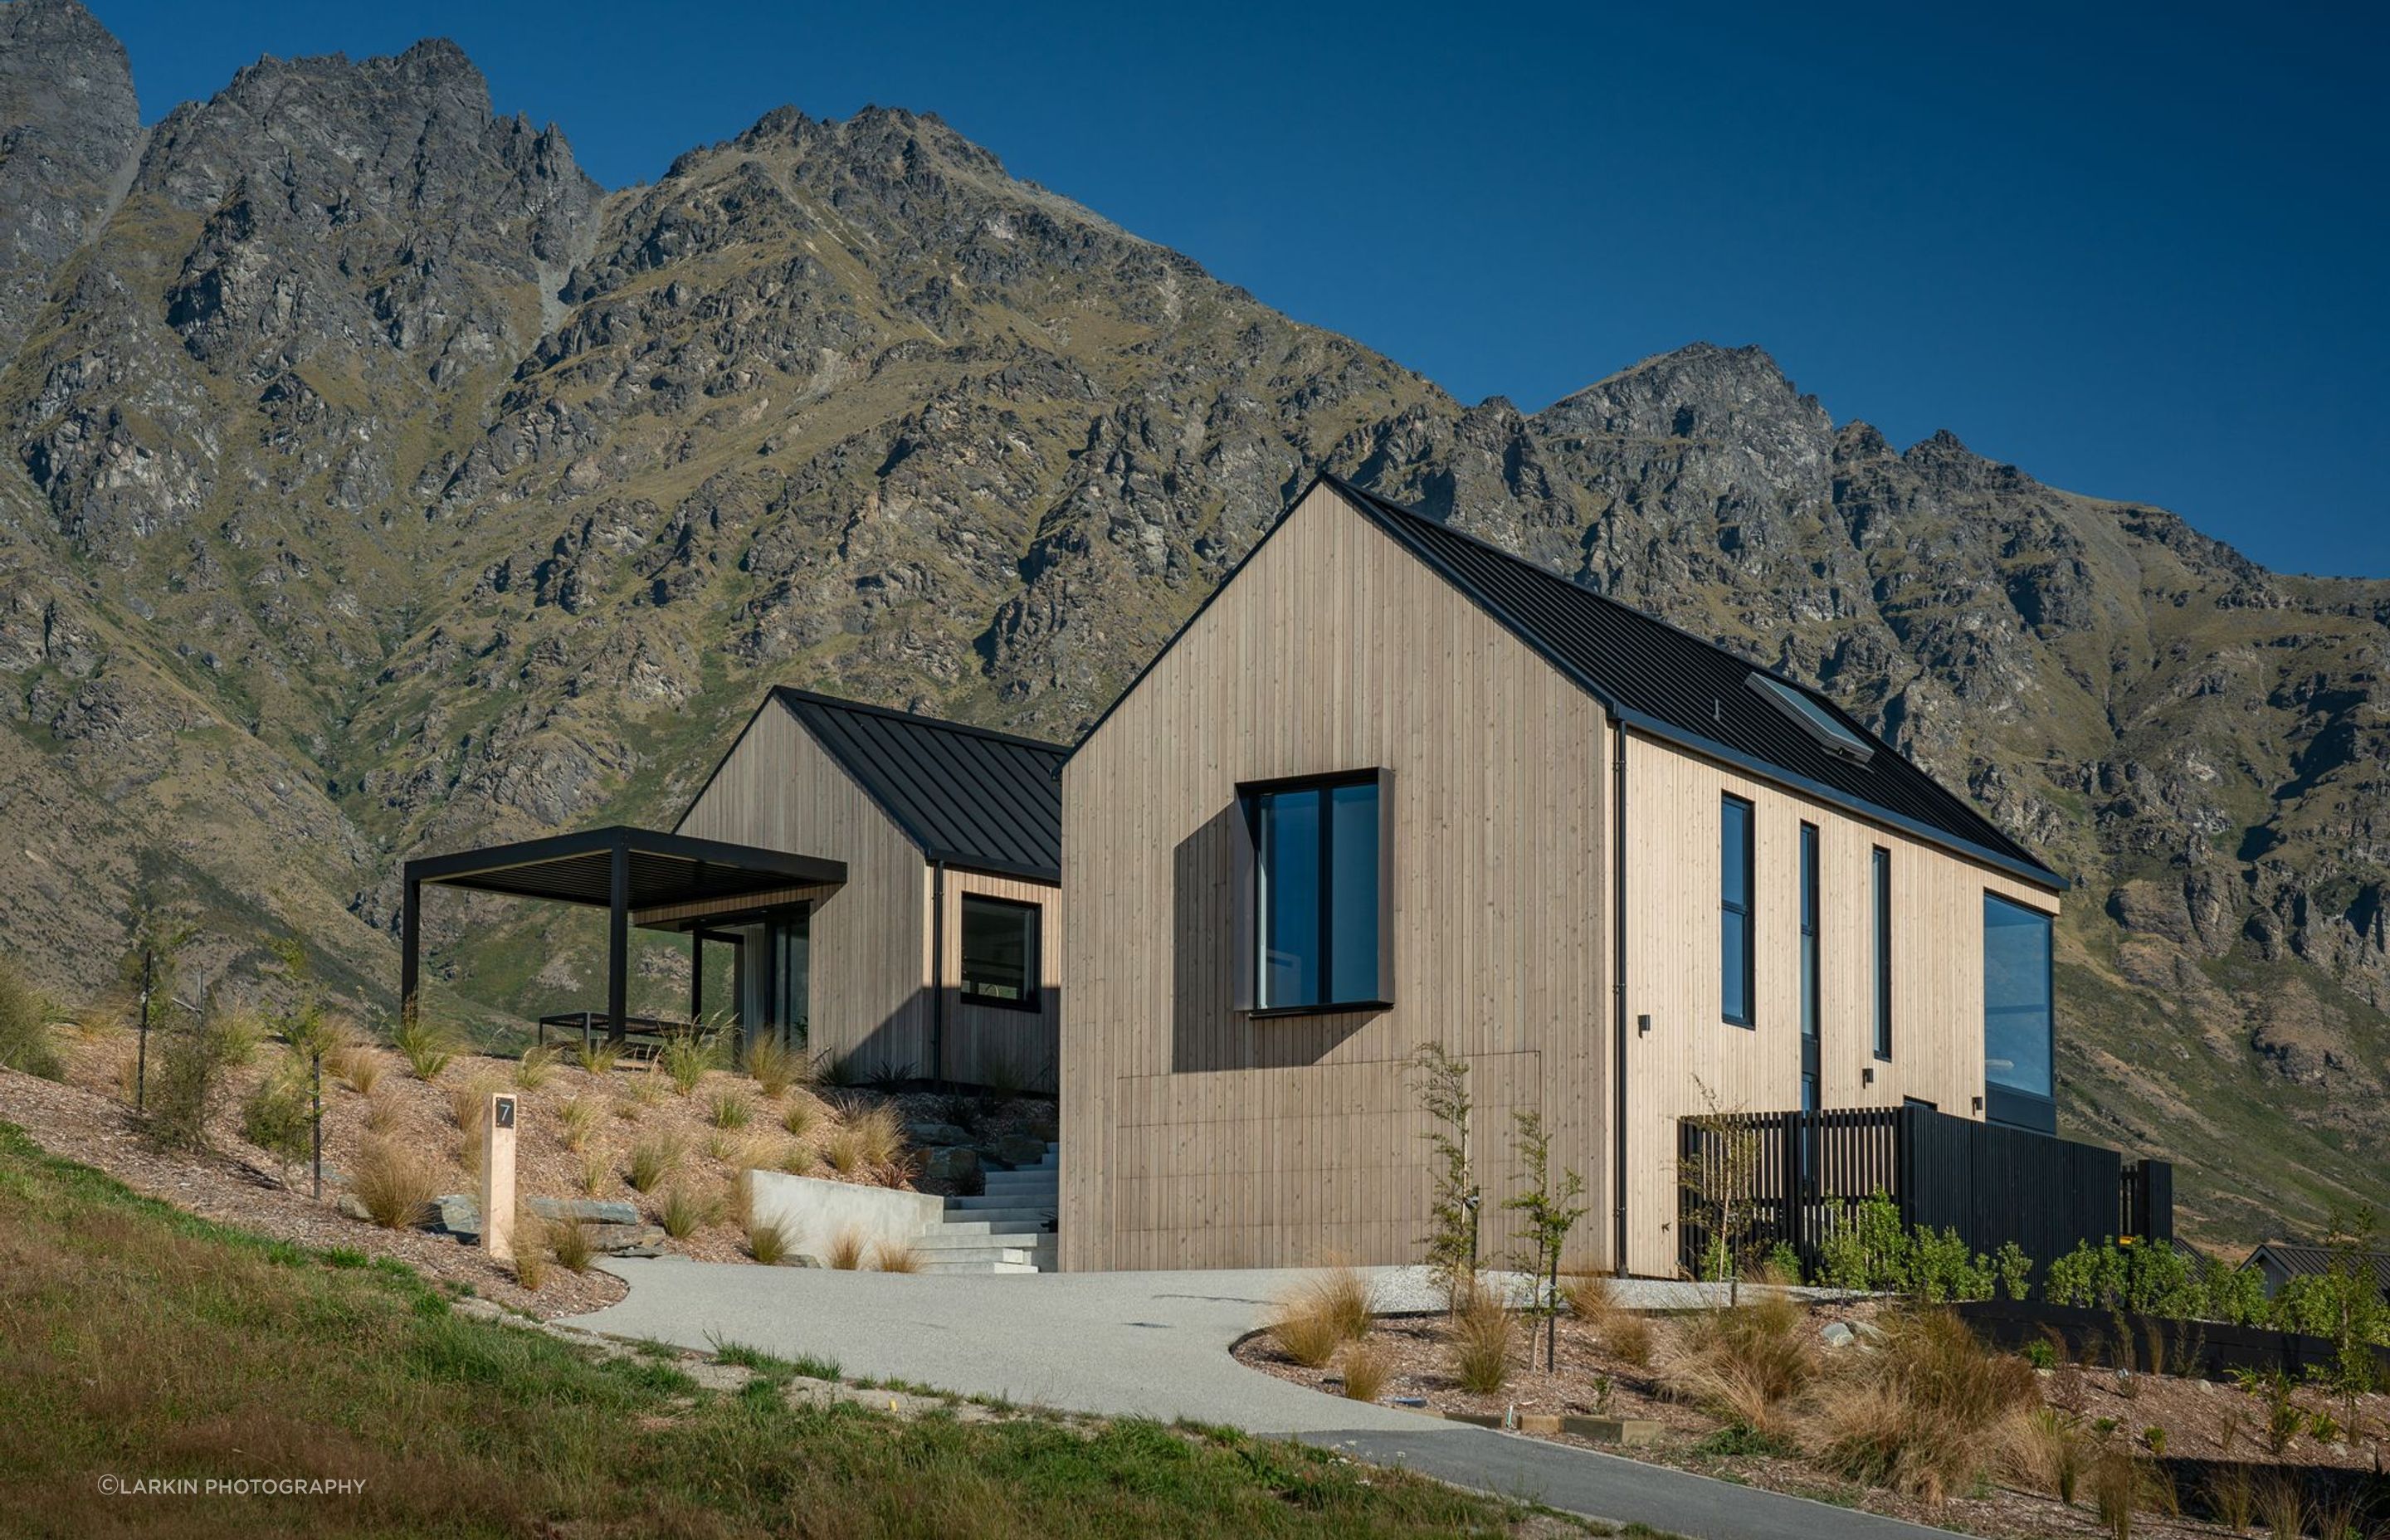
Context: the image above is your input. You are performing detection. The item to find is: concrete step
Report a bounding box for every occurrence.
[932,1212,1055,1232]
[916,1258,1039,1274]
[913,1229,1046,1251]
[949,1188,1054,1206]
[979,1173,1058,1192]
[907,1242,1038,1266]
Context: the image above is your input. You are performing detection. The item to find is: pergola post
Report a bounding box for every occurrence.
[690,933,705,1023]
[400,869,422,1032]
[607,837,630,1043]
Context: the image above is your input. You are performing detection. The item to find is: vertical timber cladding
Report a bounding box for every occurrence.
[1061,480,1612,1273]
[1617,732,2061,1276]
[937,869,1064,1094]
[673,699,932,1077]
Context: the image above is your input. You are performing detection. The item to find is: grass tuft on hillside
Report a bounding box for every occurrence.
[0,1121,1581,1538]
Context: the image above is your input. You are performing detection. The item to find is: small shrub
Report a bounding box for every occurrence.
[214,1009,268,1068]
[658,1184,715,1240]
[352,1139,439,1229]
[705,1089,753,1130]
[558,1096,599,1151]
[515,1045,558,1089]
[393,1015,453,1080]
[871,1238,922,1274]
[147,1011,242,1152]
[573,1039,621,1077]
[749,1221,790,1265]
[627,1133,685,1194]
[1449,1279,1513,1394]
[549,1219,595,1274]
[1992,1240,2034,1302]
[278,1000,344,1065]
[744,1036,797,1098]
[239,1065,315,1186]
[660,1033,717,1096]
[1662,1291,1812,1440]
[0,961,64,1079]
[1339,1338,1392,1402]
[825,1227,867,1270]
[1758,1241,1803,1285]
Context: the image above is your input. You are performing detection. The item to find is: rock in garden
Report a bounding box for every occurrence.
[906,1122,972,1147]
[528,1196,639,1226]
[583,1222,668,1255]
[433,1194,481,1239]
[335,1194,372,1222]
[924,1147,981,1183]
[988,1134,1047,1167]
[1820,1322,1856,1348]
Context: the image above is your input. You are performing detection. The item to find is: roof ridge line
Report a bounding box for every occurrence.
[772,686,1068,754]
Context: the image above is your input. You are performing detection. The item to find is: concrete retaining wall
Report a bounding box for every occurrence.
[746,1171,943,1259]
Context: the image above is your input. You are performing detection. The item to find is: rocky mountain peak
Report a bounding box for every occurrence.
[0,0,139,358]
[1538,341,1831,446]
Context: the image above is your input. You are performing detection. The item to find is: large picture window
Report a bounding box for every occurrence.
[1246,772,1388,1012]
[959,894,1038,1009]
[1720,796,1755,1026]
[1983,893,2056,1132]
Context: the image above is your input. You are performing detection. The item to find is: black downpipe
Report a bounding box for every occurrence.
[930,859,947,1088]
[1612,720,1631,1276]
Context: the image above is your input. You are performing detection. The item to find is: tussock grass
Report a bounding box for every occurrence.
[352,1139,439,1229]
[1267,1261,1375,1367]
[658,1185,715,1240]
[511,1207,550,1292]
[1338,1338,1392,1402]
[1808,1308,2038,1503]
[627,1133,684,1195]
[558,1096,599,1151]
[577,1146,611,1196]
[392,1016,453,1081]
[1661,1291,1812,1443]
[1448,1281,1514,1394]
[612,1096,642,1123]
[779,1144,819,1177]
[515,1045,558,1089]
[549,1217,595,1274]
[744,1036,798,1099]
[783,1098,821,1138]
[450,1073,505,1137]
[660,1035,717,1096]
[362,1087,401,1135]
[2002,1407,2090,1505]
[573,1039,621,1077]
[0,1121,1582,1538]
[849,1102,906,1170]
[748,1221,791,1265]
[825,1226,867,1270]
[705,1089,752,1130]
[822,1125,865,1175]
[871,1238,923,1274]
[327,1038,385,1095]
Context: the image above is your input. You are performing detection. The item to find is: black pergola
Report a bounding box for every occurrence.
[401,826,846,1041]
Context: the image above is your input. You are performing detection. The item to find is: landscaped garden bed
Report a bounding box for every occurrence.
[1234,1270,2390,1539]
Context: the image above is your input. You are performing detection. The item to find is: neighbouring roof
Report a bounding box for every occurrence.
[2243,1241,2390,1299]
[773,688,1067,882]
[1325,478,2061,889]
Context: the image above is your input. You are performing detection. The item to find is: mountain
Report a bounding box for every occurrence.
[1,1,2383,1242]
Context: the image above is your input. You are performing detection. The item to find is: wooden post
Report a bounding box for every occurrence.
[482,1092,519,1263]
[135,948,153,1113]
[400,872,422,1033]
[311,1053,324,1201]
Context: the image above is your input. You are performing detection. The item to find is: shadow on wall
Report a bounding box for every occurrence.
[1171,802,1379,1074]
[832,988,1059,1094]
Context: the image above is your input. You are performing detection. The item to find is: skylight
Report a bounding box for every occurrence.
[1745,674,1875,764]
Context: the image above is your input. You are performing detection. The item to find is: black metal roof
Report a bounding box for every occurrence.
[1323,477,2061,888]
[773,689,1066,881]
[2244,1242,2390,1300]
[405,826,846,909]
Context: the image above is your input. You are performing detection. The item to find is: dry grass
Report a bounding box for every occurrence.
[821,1125,865,1175]
[849,1102,906,1171]
[749,1221,790,1265]
[558,1096,599,1152]
[1448,1281,1514,1394]
[1339,1338,1392,1402]
[611,1095,642,1123]
[627,1132,685,1194]
[326,1039,385,1096]
[779,1144,819,1177]
[2002,1407,2090,1505]
[871,1238,923,1274]
[660,1035,716,1096]
[658,1184,716,1240]
[1267,1261,1376,1368]
[782,1099,821,1139]
[113,1050,139,1104]
[362,1087,402,1135]
[2088,1444,2174,1538]
[744,1036,798,1099]
[575,1144,611,1196]
[515,1045,558,1090]
[705,1089,752,1130]
[1661,1291,1813,1442]
[351,1138,439,1230]
[1808,1307,2039,1503]
[573,1039,621,1076]
[549,1217,595,1274]
[511,1206,550,1292]
[825,1226,867,1270]
[449,1072,505,1138]
[1562,1268,1653,1366]
[392,1016,453,1081]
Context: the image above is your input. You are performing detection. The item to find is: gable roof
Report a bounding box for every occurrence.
[2244,1241,2390,1300]
[769,689,1066,882]
[1069,474,2062,891]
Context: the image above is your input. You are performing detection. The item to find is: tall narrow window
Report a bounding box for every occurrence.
[1799,822,1820,1108]
[1720,795,1755,1026]
[959,894,1038,1008]
[1871,846,1892,1060]
[1983,893,2056,1133]
[1248,772,1388,1011]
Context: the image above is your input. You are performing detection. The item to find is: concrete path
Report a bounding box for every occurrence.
[563,1260,1958,1539]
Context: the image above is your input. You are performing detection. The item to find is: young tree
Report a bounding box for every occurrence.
[1677,1078,1766,1304]
[1407,1042,1477,1308]
[1504,1109,1588,1371]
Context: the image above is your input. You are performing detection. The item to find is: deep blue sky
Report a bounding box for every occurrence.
[80,1,2390,576]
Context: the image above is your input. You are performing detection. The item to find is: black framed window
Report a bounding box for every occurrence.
[1871,846,1892,1060]
[1983,892,2056,1133]
[1799,821,1820,1106]
[1245,771,1388,1012]
[959,894,1038,1009]
[1720,795,1755,1026]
